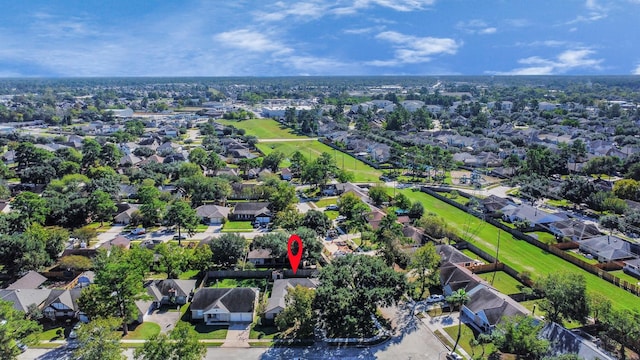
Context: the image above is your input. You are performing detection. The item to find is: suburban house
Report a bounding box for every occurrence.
[114,203,139,224]
[195,204,230,225]
[230,202,271,224]
[500,204,566,228]
[190,288,258,324]
[265,278,319,320]
[42,289,83,321]
[623,258,640,279]
[0,289,52,313]
[440,262,528,333]
[280,168,292,181]
[546,219,601,241]
[247,248,278,266]
[539,322,615,360]
[436,245,483,268]
[6,271,47,289]
[480,195,514,216]
[578,235,637,262]
[145,279,197,307]
[402,225,426,245]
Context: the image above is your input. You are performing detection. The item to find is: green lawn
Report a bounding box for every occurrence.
[256,141,381,182]
[395,188,640,311]
[529,231,557,245]
[610,270,640,286]
[37,327,64,341]
[314,197,338,207]
[222,221,253,232]
[217,119,309,139]
[178,321,228,339]
[477,271,525,295]
[443,324,494,359]
[324,210,339,220]
[461,249,485,262]
[123,322,161,340]
[178,269,200,280]
[250,324,281,339]
[209,278,239,288]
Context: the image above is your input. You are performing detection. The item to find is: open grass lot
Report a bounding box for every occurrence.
[257,140,381,182]
[123,322,161,340]
[443,324,497,359]
[395,188,640,311]
[314,197,338,207]
[529,231,557,245]
[217,118,309,139]
[250,324,281,339]
[221,221,253,232]
[477,271,525,295]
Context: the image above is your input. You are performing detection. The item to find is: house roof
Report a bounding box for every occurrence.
[195,205,230,219]
[436,245,476,265]
[439,262,482,294]
[480,195,513,213]
[539,322,615,360]
[42,289,83,311]
[247,248,273,260]
[233,202,271,216]
[578,235,635,261]
[6,271,47,289]
[266,278,319,314]
[548,219,601,240]
[402,225,425,245]
[465,286,526,326]
[146,279,197,301]
[501,204,566,224]
[191,288,258,313]
[0,289,52,312]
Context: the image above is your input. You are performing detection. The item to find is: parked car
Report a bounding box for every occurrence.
[326,204,339,211]
[16,342,27,352]
[131,227,146,235]
[446,353,463,360]
[426,294,445,303]
[68,330,77,339]
[336,215,347,221]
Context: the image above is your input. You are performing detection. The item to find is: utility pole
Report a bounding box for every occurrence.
[491,229,501,286]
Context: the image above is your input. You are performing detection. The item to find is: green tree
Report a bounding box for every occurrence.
[100,143,122,168]
[252,232,288,260]
[493,315,549,359]
[290,150,308,177]
[536,272,589,324]
[188,147,208,167]
[156,242,190,279]
[294,226,324,263]
[601,308,640,360]
[166,321,206,360]
[165,200,199,245]
[0,299,42,359]
[314,254,407,337]
[273,209,304,231]
[11,191,49,224]
[302,210,332,236]
[74,317,125,360]
[262,150,286,172]
[337,192,369,228]
[81,138,102,169]
[275,285,316,338]
[59,255,93,271]
[410,243,441,299]
[267,180,297,213]
[78,248,147,335]
[369,185,390,206]
[89,190,117,226]
[446,288,470,353]
[210,233,247,268]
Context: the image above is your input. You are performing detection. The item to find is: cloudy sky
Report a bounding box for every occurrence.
[1,0,639,77]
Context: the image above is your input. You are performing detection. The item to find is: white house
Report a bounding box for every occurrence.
[190,288,258,324]
[623,258,640,279]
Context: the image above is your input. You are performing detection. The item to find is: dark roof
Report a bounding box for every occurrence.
[440,262,482,293]
[578,235,635,261]
[266,278,319,313]
[436,245,475,265]
[548,219,601,239]
[191,288,257,313]
[233,202,271,215]
[6,271,47,289]
[480,195,513,213]
[540,322,615,360]
[42,289,83,311]
[195,205,230,219]
[147,279,197,300]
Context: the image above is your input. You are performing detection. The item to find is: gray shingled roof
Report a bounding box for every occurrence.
[191,288,258,313]
[6,271,47,289]
[266,278,319,314]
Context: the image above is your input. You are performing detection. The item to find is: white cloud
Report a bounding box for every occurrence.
[253,1,328,22]
[633,64,640,75]
[504,18,531,28]
[214,29,292,55]
[343,26,384,35]
[456,20,497,35]
[333,0,436,14]
[515,40,577,48]
[367,31,459,66]
[492,49,603,75]
[565,0,609,24]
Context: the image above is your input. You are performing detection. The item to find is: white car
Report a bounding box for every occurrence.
[426,294,445,303]
[446,353,463,360]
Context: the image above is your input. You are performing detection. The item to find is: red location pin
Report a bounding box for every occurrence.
[287,234,303,274]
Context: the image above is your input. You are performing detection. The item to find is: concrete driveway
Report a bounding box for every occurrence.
[222,322,251,348]
[144,307,181,333]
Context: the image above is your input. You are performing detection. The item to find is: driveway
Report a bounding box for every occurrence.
[93,224,127,248]
[222,322,251,348]
[144,307,182,334]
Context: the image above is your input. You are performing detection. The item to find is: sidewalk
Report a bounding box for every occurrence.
[419,309,472,360]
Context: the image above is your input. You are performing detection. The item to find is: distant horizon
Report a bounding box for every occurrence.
[1,1,639,77]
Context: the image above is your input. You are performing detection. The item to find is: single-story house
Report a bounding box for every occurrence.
[114,204,139,224]
[6,271,47,290]
[480,195,513,215]
[623,258,640,279]
[0,289,52,313]
[146,279,197,307]
[436,245,482,267]
[403,225,426,245]
[280,168,292,181]
[195,204,230,225]
[462,284,528,333]
[42,289,83,320]
[230,202,271,224]
[265,278,319,320]
[546,219,601,241]
[539,322,615,360]
[190,288,258,325]
[578,235,636,262]
[247,248,278,266]
[501,204,566,228]
[365,209,386,230]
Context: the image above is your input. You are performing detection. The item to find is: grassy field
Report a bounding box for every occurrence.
[314,197,338,207]
[477,271,525,295]
[178,322,228,339]
[529,231,557,245]
[395,188,640,311]
[250,324,280,339]
[123,322,161,340]
[37,327,64,341]
[222,221,253,232]
[217,118,308,139]
[610,270,640,285]
[257,141,381,182]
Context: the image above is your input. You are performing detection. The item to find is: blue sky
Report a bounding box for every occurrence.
[1,0,639,77]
